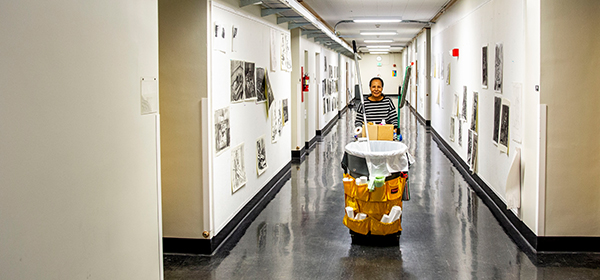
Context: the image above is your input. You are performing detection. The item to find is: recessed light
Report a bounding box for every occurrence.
[360,31,397,36]
[364,39,393,43]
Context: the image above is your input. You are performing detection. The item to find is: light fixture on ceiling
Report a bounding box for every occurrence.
[364,39,393,43]
[353,18,402,23]
[360,31,397,36]
[368,49,391,52]
[366,45,391,49]
[370,51,389,54]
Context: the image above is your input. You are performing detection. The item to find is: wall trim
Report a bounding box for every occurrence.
[427,121,600,261]
[316,115,338,140]
[407,102,430,127]
[305,135,317,153]
[291,147,306,163]
[163,162,292,255]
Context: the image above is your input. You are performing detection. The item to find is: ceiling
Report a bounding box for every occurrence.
[243,0,453,56]
[302,0,451,53]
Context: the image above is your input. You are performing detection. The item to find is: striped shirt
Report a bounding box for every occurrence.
[355,96,398,129]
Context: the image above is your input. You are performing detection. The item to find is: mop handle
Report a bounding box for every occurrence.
[352,40,371,153]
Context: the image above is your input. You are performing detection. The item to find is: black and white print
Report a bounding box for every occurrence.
[280,33,292,72]
[458,120,463,147]
[282,98,289,123]
[265,71,275,111]
[231,143,247,193]
[271,100,282,143]
[450,117,456,142]
[244,62,256,100]
[471,91,478,131]
[482,45,488,88]
[467,129,473,169]
[499,99,510,153]
[461,86,468,121]
[255,67,266,103]
[231,60,244,103]
[214,106,230,155]
[472,131,478,171]
[494,43,503,92]
[493,96,501,144]
[256,136,268,176]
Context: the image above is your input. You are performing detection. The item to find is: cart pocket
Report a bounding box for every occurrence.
[386,178,403,201]
[345,195,359,209]
[370,218,401,235]
[343,215,370,235]
[370,185,387,202]
[357,200,387,220]
[355,182,370,201]
[343,176,356,197]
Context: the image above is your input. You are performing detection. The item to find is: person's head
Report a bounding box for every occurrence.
[369,77,384,99]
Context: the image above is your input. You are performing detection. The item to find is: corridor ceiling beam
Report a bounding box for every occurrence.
[261,8,291,17]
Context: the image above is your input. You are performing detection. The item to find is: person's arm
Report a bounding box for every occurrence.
[387,99,399,131]
[355,102,364,128]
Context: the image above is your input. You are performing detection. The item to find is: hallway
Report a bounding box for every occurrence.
[164,107,599,279]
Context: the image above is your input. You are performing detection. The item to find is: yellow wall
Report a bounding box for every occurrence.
[541,0,600,236]
[159,0,210,238]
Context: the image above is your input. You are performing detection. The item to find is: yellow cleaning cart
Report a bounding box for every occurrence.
[341,140,409,245]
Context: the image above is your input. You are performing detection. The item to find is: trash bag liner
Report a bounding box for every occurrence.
[344,141,408,178]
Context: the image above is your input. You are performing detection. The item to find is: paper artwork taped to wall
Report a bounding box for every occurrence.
[471,92,478,132]
[213,21,227,53]
[270,29,278,71]
[322,97,326,115]
[244,62,257,100]
[282,98,289,124]
[467,129,473,169]
[255,67,266,103]
[461,86,468,121]
[499,98,510,154]
[321,79,326,97]
[231,143,247,194]
[256,136,268,176]
[493,96,502,144]
[271,100,282,143]
[482,45,488,89]
[265,71,275,115]
[231,25,239,53]
[467,130,478,172]
[280,33,292,72]
[329,66,333,79]
[231,60,244,103]
[214,106,230,156]
[494,43,503,92]
[450,117,456,142]
[446,63,451,85]
[453,93,459,117]
[458,120,463,147]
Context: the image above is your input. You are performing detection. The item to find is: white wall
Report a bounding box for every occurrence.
[0,1,162,279]
[210,2,292,236]
[299,36,322,144]
[430,0,538,233]
[318,48,341,130]
[358,53,405,97]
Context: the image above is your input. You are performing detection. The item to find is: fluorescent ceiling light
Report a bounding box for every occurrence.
[368,49,390,52]
[354,19,402,23]
[370,51,389,54]
[366,45,391,48]
[364,39,393,43]
[360,31,397,36]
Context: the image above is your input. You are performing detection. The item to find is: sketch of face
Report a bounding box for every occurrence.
[370,79,383,100]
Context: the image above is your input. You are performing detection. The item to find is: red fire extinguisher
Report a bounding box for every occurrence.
[302,73,310,92]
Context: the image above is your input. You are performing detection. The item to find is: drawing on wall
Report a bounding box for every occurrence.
[453,93,459,117]
[322,97,326,115]
[270,29,278,71]
[255,67,266,103]
[458,120,463,147]
[472,131,478,171]
[329,65,333,79]
[493,96,502,144]
[231,25,239,52]
[231,143,247,193]
[214,106,230,155]
[471,91,478,132]
[256,136,268,176]
[467,129,473,168]
[271,100,282,143]
[482,45,488,88]
[265,71,275,114]
[213,21,227,53]
[280,33,292,72]
[282,98,289,124]
[461,86,468,121]
[450,117,456,142]
[321,79,326,97]
[499,99,510,153]
[231,60,244,103]
[494,43,503,92]
[446,63,451,85]
[244,62,257,100]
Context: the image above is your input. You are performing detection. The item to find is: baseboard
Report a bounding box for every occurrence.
[163,162,292,255]
[338,105,348,119]
[316,116,338,140]
[305,136,317,153]
[407,103,430,127]
[291,146,306,163]
[427,123,600,259]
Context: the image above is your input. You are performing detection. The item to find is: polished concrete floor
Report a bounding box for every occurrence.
[164,107,600,279]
